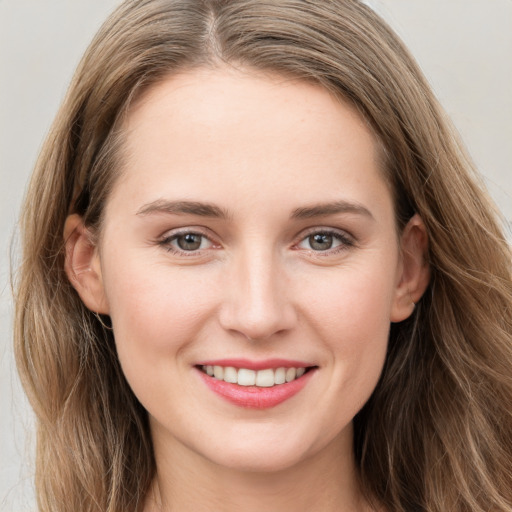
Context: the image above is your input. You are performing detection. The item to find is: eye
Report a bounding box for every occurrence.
[297,229,353,252]
[306,233,336,251]
[174,233,207,251]
[160,230,214,253]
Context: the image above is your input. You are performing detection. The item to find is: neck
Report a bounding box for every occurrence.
[145,426,373,512]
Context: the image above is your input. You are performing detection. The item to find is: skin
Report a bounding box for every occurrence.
[65,67,429,511]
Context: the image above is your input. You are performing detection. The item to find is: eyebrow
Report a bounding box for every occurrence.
[291,200,374,220]
[136,199,230,219]
[136,199,373,221]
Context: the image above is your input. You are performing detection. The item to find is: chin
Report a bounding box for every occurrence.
[207,447,308,474]
[195,425,337,474]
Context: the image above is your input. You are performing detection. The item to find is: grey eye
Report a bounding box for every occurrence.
[297,230,351,253]
[308,233,334,251]
[176,233,204,251]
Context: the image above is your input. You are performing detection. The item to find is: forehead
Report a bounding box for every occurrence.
[109,66,391,218]
[125,67,377,150]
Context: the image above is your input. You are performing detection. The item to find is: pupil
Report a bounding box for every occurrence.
[310,233,333,251]
[178,233,202,251]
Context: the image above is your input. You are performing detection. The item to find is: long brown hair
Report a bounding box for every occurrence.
[14,1,512,511]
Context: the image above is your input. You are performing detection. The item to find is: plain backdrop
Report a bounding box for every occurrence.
[1,1,511,509]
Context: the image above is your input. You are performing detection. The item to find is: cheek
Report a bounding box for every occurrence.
[304,262,397,342]
[300,261,396,395]
[102,254,218,369]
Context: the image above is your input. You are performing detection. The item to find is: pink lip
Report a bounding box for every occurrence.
[196,366,317,409]
[195,358,313,371]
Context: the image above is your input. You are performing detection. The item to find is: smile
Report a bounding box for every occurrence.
[200,365,307,387]
[195,360,317,409]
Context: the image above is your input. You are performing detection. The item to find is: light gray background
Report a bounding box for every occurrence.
[1,1,511,510]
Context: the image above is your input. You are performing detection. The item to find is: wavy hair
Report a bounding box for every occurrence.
[14,1,512,511]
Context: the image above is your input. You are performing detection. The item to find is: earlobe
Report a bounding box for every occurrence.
[390,214,430,323]
[63,214,109,314]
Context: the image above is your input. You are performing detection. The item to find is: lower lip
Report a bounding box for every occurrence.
[197,368,316,409]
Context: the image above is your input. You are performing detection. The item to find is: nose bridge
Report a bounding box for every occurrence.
[220,242,295,340]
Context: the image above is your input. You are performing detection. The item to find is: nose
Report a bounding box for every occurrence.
[218,248,297,341]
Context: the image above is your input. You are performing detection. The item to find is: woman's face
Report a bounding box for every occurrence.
[73,68,423,472]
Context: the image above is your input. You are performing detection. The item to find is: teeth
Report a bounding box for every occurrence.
[275,367,286,384]
[213,366,224,380]
[255,369,274,387]
[201,365,309,387]
[238,368,256,386]
[285,367,296,382]
[223,366,238,383]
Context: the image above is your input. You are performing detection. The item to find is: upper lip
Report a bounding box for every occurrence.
[195,358,316,371]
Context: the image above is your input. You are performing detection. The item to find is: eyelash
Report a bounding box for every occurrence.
[157,227,355,256]
[294,228,355,255]
[158,228,216,256]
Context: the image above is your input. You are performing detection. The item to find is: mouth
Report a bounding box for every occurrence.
[195,361,318,409]
[197,364,312,387]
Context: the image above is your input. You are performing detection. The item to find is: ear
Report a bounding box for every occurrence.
[390,214,430,322]
[63,214,109,314]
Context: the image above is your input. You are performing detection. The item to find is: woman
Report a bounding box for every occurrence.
[14,1,512,511]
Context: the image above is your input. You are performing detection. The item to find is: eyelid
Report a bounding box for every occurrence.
[294,226,355,253]
[155,225,356,257]
[157,226,220,255]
